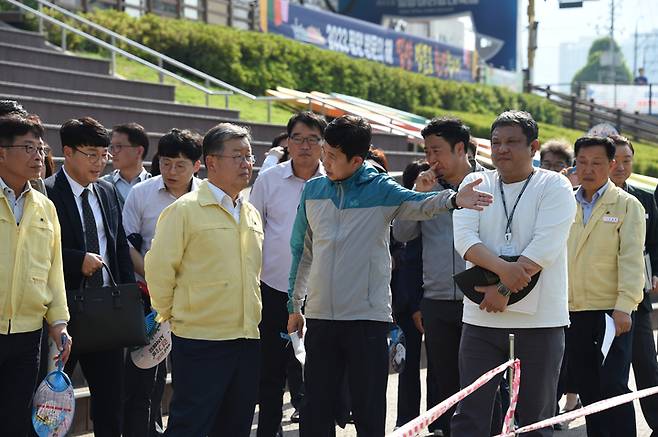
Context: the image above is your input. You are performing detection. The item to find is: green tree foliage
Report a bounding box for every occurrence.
[572,37,632,85]
[32,9,560,123]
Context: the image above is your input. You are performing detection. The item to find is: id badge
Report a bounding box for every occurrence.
[501,233,514,256]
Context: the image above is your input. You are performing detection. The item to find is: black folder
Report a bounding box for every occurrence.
[452,255,541,305]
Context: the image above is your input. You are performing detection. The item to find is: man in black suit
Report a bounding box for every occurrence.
[45,117,135,437]
[610,135,658,436]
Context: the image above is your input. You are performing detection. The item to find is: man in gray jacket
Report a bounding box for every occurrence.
[287,116,493,437]
[393,117,483,436]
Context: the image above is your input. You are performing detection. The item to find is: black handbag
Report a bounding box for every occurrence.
[66,264,148,354]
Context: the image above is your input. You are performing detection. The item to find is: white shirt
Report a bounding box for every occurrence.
[63,166,110,286]
[123,175,201,256]
[249,160,325,292]
[453,168,577,329]
[0,176,30,224]
[207,180,243,224]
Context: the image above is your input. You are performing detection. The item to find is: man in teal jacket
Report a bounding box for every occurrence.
[287,115,491,436]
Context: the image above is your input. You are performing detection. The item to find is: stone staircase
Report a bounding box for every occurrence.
[0,25,417,172]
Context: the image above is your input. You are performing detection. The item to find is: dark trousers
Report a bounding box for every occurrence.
[301,319,389,437]
[421,298,463,436]
[122,356,166,437]
[633,309,658,435]
[257,282,300,436]
[164,335,260,437]
[65,347,124,437]
[0,329,42,437]
[451,324,564,437]
[287,351,305,411]
[394,310,422,428]
[566,311,635,437]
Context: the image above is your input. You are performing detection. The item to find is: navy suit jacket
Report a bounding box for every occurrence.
[45,169,135,290]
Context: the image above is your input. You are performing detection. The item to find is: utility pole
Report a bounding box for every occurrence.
[608,0,617,105]
[526,0,538,92]
[634,23,638,77]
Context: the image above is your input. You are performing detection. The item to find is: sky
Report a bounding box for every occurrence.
[526,0,658,85]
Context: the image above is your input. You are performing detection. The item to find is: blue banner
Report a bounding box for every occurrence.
[263,1,474,82]
[337,0,518,71]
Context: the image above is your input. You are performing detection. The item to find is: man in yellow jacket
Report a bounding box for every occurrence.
[0,114,71,436]
[566,135,645,437]
[145,123,263,437]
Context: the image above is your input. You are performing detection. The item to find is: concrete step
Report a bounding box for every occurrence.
[0,42,109,74]
[0,60,175,101]
[0,26,48,49]
[8,94,263,144]
[0,81,240,119]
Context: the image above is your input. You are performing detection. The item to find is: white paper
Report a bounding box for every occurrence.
[601,314,616,365]
[290,325,307,368]
[505,285,540,315]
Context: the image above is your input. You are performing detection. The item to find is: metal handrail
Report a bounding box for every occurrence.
[3,0,232,101]
[29,0,306,111]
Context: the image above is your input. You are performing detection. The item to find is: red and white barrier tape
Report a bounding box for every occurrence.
[494,385,658,436]
[501,360,520,434]
[390,359,520,437]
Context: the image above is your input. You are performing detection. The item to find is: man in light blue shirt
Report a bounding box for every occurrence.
[575,181,609,224]
[103,123,151,204]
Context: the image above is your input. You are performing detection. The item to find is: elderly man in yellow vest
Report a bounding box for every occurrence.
[0,114,71,436]
[145,123,263,437]
[566,135,645,437]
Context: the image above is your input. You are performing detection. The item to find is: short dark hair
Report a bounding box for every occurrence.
[467,138,478,157]
[157,128,203,163]
[60,117,109,149]
[112,123,150,160]
[324,115,371,161]
[491,110,539,144]
[574,136,616,161]
[421,117,471,153]
[366,147,389,173]
[608,134,635,155]
[0,114,45,145]
[540,139,574,164]
[272,132,288,149]
[402,160,430,189]
[202,123,251,165]
[0,100,28,118]
[286,111,328,137]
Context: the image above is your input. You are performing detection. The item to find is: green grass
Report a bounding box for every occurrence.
[89,53,296,124]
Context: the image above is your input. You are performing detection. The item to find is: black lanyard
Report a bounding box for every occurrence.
[499,171,534,242]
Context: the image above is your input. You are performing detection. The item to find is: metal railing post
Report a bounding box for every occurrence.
[205,78,210,106]
[110,35,116,75]
[38,2,44,35]
[267,100,272,123]
[61,28,67,50]
[508,334,515,417]
[650,84,653,116]
[158,58,164,83]
[225,94,229,109]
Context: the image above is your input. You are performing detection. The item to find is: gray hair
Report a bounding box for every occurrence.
[202,123,251,162]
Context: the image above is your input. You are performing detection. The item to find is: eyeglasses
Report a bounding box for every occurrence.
[289,135,322,146]
[540,161,568,171]
[209,154,256,165]
[109,144,138,154]
[3,144,51,156]
[73,148,112,164]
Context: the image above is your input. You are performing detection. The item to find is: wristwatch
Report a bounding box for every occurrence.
[449,192,462,210]
[496,282,512,297]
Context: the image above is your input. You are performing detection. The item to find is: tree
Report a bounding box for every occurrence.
[572,37,632,85]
